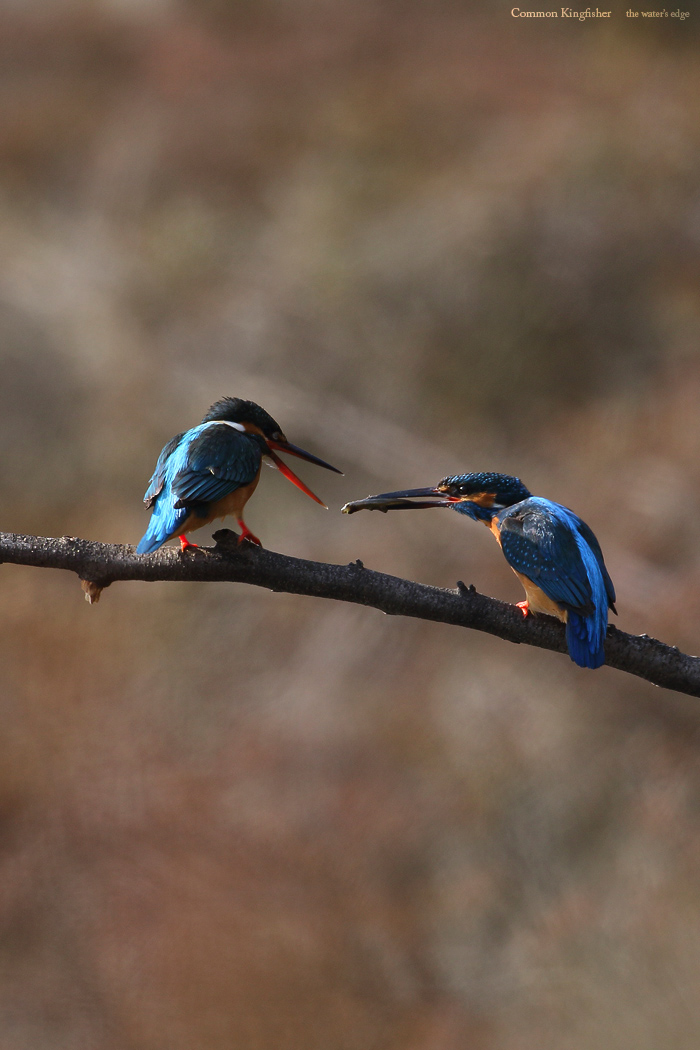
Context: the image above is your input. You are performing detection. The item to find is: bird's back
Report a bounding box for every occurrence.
[498,497,613,668]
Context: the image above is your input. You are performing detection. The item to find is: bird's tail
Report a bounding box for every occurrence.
[566,611,606,669]
[136,501,188,554]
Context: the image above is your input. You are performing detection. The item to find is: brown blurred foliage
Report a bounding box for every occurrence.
[1,2,700,1047]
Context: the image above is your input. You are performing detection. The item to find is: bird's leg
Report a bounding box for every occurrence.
[236,518,262,546]
[516,600,531,618]
[179,535,199,552]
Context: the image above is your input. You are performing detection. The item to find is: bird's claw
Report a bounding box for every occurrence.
[236,521,262,546]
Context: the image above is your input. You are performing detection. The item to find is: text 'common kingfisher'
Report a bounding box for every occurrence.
[137,397,342,554]
[342,472,616,669]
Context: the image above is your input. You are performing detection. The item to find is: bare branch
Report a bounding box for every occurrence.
[1,529,698,698]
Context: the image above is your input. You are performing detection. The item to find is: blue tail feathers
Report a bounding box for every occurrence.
[566,611,606,670]
[136,501,188,554]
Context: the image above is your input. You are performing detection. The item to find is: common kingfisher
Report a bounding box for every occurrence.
[137,397,342,554]
[342,472,616,669]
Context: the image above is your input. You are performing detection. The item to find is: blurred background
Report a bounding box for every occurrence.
[1,1,700,1047]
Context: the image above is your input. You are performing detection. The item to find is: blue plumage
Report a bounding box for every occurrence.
[496,497,614,669]
[136,421,264,554]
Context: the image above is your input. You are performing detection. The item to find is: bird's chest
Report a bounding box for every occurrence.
[208,471,261,521]
[513,570,568,622]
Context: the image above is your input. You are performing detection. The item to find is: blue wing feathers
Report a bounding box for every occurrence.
[499,497,612,669]
[171,424,261,506]
[575,517,617,610]
[143,432,185,507]
[500,527,593,611]
[136,499,189,554]
[172,473,238,505]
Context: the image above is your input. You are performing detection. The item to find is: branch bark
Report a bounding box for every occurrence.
[1,529,698,698]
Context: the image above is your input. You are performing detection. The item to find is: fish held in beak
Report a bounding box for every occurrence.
[341,487,458,514]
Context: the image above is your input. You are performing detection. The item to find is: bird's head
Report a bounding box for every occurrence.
[203,397,342,506]
[342,471,530,521]
[436,473,531,521]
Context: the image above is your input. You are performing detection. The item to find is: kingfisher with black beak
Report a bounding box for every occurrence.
[342,472,616,669]
[137,397,342,554]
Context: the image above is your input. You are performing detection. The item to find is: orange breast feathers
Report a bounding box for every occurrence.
[512,570,567,622]
[488,516,503,544]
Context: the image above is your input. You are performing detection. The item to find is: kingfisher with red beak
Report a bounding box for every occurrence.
[342,472,616,669]
[137,397,342,554]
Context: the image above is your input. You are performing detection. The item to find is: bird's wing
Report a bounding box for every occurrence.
[143,432,185,507]
[171,423,262,507]
[573,517,617,611]
[499,499,596,615]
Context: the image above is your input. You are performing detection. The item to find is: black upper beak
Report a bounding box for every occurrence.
[267,440,343,474]
[341,486,455,514]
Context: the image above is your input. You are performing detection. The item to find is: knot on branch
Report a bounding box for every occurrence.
[80,579,112,605]
[456,580,477,597]
[213,529,261,552]
[212,528,240,549]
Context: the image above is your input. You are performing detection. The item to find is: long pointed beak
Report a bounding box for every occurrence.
[265,440,342,508]
[341,487,458,514]
[267,440,343,474]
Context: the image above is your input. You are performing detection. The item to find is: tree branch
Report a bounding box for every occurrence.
[1,529,698,698]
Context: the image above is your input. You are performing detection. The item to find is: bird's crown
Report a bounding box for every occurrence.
[202,397,285,439]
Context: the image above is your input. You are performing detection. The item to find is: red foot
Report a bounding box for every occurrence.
[516,600,530,618]
[179,535,199,552]
[236,519,262,547]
